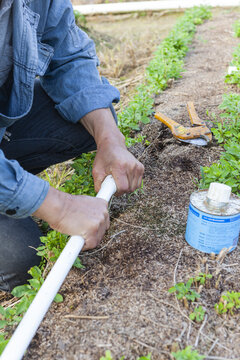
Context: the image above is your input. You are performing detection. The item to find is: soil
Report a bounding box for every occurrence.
[21,8,240,360]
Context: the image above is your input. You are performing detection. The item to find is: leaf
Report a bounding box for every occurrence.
[0,320,7,329]
[168,286,177,293]
[15,300,31,315]
[28,279,41,291]
[11,284,31,298]
[0,338,9,355]
[28,266,42,280]
[73,257,84,269]
[54,293,63,303]
[0,306,6,317]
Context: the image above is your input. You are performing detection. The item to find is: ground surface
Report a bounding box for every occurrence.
[25,8,240,360]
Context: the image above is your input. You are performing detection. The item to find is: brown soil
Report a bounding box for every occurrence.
[24,8,240,360]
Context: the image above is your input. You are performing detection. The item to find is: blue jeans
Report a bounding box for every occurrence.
[0,80,117,292]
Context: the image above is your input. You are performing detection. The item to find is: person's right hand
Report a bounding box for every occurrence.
[33,187,110,250]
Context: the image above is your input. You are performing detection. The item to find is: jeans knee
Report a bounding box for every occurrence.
[0,215,42,292]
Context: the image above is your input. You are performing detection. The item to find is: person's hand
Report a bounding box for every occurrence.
[33,188,109,250]
[81,108,144,195]
[92,140,144,195]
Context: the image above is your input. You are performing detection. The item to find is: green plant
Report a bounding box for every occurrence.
[172,346,205,360]
[100,351,118,360]
[225,46,240,87]
[233,20,240,37]
[211,93,240,144]
[199,141,240,194]
[168,279,200,302]
[194,273,212,285]
[199,93,240,193]
[214,291,240,315]
[0,333,9,354]
[0,266,63,354]
[189,306,206,322]
[99,351,151,360]
[118,6,212,144]
[37,231,84,269]
[60,153,96,196]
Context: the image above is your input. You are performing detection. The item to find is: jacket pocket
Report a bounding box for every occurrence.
[36,41,54,76]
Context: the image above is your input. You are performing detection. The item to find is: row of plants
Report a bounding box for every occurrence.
[200,20,240,191]
[0,6,213,357]
[169,272,240,318]
[100,346,206,360]
[118,6,212,146]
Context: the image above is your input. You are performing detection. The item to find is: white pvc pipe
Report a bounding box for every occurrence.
[1,175,117,360]
[73,0,240,15]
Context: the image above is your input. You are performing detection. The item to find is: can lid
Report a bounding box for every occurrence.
[207,182,232,204]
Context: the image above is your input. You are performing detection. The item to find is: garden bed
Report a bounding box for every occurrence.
[2,7,240,360]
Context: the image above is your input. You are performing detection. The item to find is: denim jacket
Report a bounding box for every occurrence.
[0,0,120,219]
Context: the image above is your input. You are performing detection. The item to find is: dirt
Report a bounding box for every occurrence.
[23,8,240,360]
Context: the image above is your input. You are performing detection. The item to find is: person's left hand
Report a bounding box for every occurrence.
[80,108,144,195]
[92,139,144,195]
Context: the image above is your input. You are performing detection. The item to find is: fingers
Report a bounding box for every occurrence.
[82,199,110,251]
[128,160,144,193]
[112,159,144,196]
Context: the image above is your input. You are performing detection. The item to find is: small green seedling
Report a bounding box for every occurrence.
[189,306,206,322]
[100,351,122,360]
[37,230,84,269]
[99,351,151,360]
[137,355,151,360]
[169,279,200,302]
[215,291,240,315]
[194,273,212,285]
[172,346,205,360]
[0,333,9,355]
[0,267,63,332]
[233,20,240,37]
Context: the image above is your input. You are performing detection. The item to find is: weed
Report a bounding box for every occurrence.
[41,164,74,189]
[100,350,124,360]
[0,333,9,354]
[168,279,200,302]
[99,351,151,360]
[225,46,240,87]
[189,306,206,322]
[215,291,240,315]
[199,93,240,193]
[0,266,63,354]
[194,273,212,285]
[37,231,84,269]
[233,20,240,37]
[172,346,205,360]
[211,93,240,144]
[60,153,96,196]
[199,141,240,194]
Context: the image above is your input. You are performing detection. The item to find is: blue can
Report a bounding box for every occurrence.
[185,190,240,254]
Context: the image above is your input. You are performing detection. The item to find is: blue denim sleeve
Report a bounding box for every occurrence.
[0,150,50,218]
[40,0,120,123]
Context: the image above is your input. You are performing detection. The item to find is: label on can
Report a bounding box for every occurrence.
[185,203,240,254]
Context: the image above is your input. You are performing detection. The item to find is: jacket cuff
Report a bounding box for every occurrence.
[55,84,120,123]
[2,172,50,219]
